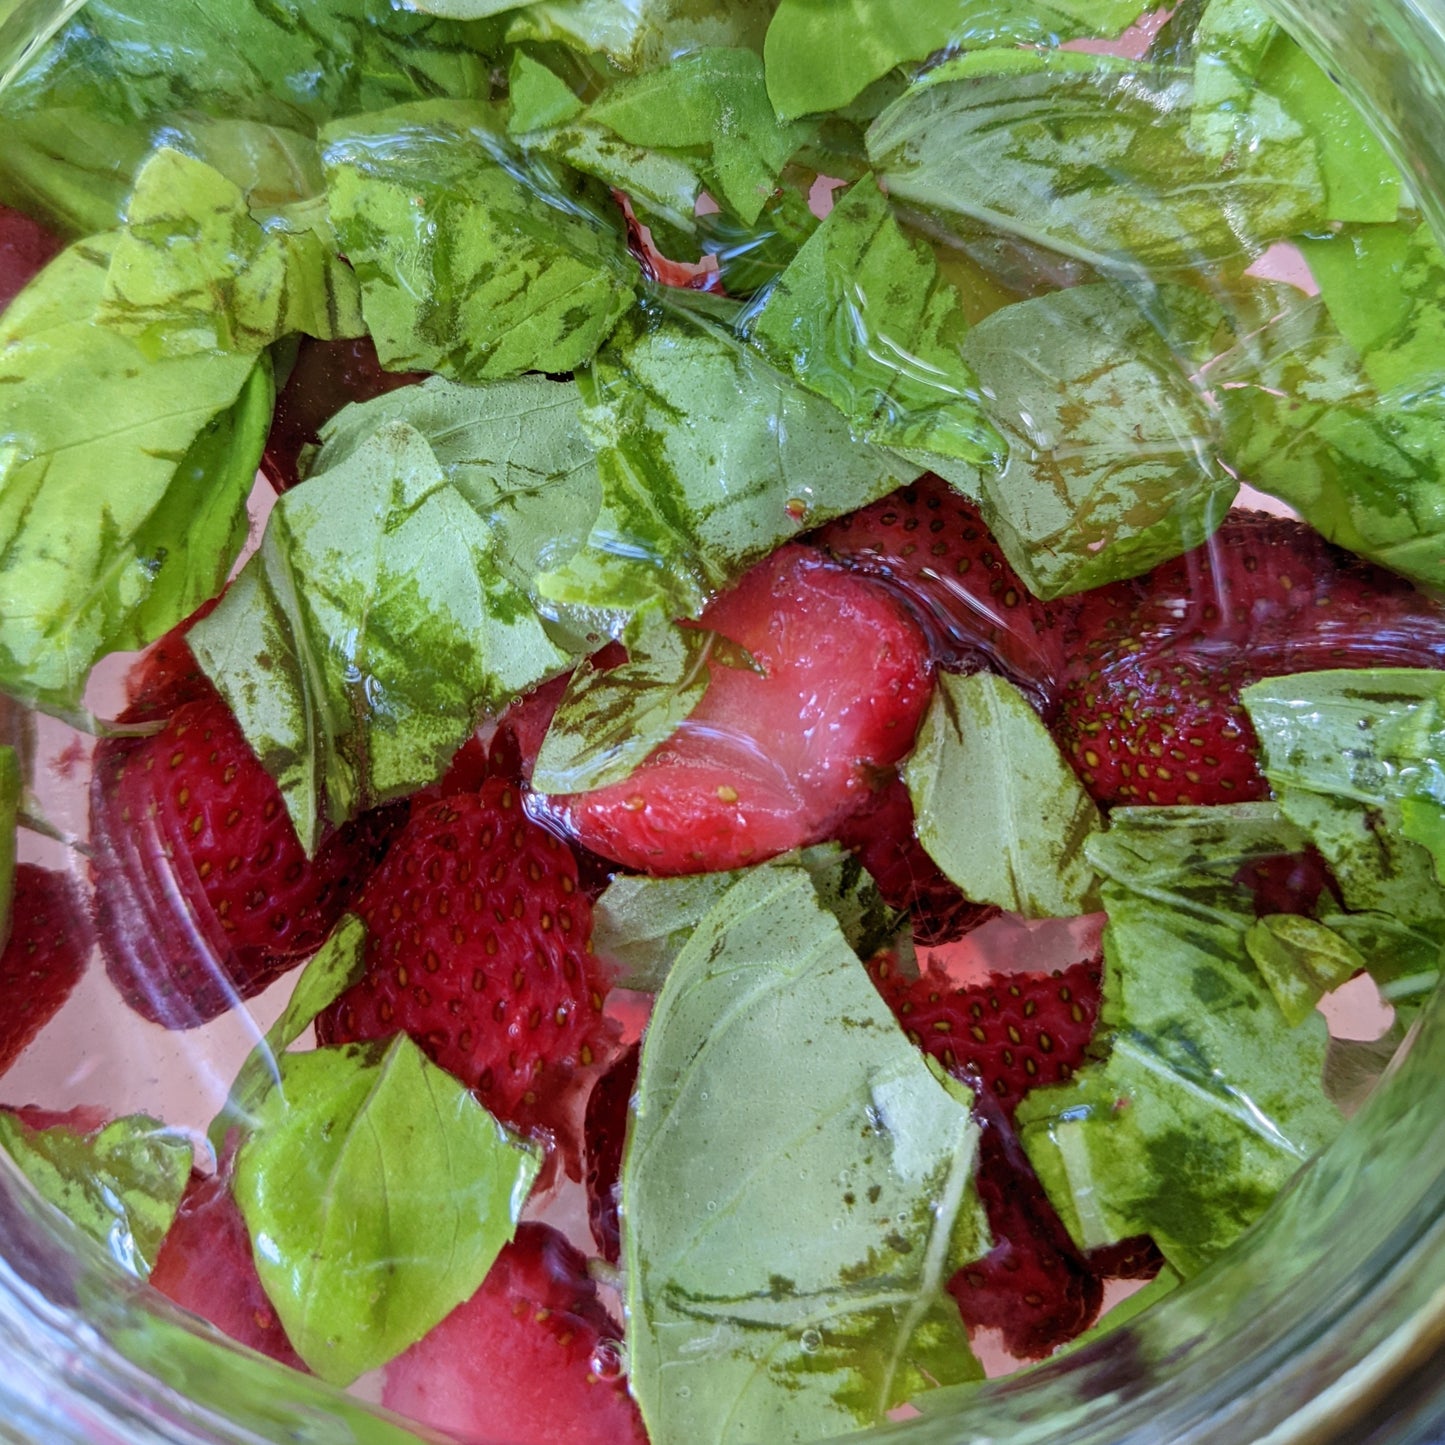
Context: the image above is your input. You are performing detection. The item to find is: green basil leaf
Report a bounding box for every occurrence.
[0,747,18,954]
[1185,0,1278,156]
[624,863,985,1444]
[506,50,584,133]
[1244,914,1366,1028]
[1317,911,1443,1006]
[593,842,900,991]
[234,1036,540,1385]
[906,673,1103,918]
[747,175,1002,470]
[190,382,587,850]
[763,0,1142,120]
[321,102,639,382]
[0,236,269,712]
[534,307,923,630]
[959,282,1236,599]
[0,1110,192,1279]
[1017,803,1343,1277]
[868,49,1324,271]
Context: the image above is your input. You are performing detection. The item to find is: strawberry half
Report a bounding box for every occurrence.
[1053,513,1445,807]
[583,1040,640,1264]
[542,544,933,876]
[383,1222,647,1445]
[315,779,613,1156]
[91,629,400,1029]
[812,474,1064,698]
[0,203,63,314]
[0,865,92,1077]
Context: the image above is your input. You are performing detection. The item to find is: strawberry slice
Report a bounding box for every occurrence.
[0,204,63,314]
[542,544,933,876]
[383,1222,647,1445]
[0,865,92,1077]
[91,628,400,1029]
[812,474,1064,697]
[1053,513,1445,808]
[315,779,613,1158]
[583,1040,640,1264]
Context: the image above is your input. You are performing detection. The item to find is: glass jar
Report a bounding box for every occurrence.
[1,0,1444,1442]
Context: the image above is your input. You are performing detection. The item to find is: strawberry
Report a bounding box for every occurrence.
[314,779,612,1154]
[0,204,63,314]
[0,865,92,1077]
[542,544,933,875]
[1235,847,1340,919]
[91,630,400,1029]
[812,474,1064,698]
[261,335,424,491]
[1053,513,1445,808]
[383,1222,647,1445]
[150,1149,306,1370]
[583,1040,640,1264]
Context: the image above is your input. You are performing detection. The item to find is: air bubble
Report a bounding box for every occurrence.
[799,1329,822,1355]
[591,1339,627,1381]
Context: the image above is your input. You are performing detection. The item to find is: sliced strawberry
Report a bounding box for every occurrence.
[584,1040,640,1264]
[1053,513,1445,808]
[261,335,424,491]
[1235,847,1340,919]
[6,1104,110,1135]
[541,545,933,876]
[812,474,1064,698]
[150,1152,306,1370]
[315,779,613,1157]
[0,204,63,314]
[0,865,92,1077]
[383,1222,647,1445]
[91,636,400,1029]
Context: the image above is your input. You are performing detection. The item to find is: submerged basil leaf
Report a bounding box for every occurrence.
[0,237,268,712]
[1182,0,1276,156]
[506,50,584,133]
[868,49,1323,272]
[1017,804,1343,1277]
[960,282,1236,599]
[906,673,1102,917]
[234,1035,540,1385]
[747,176,1002,472]
[624,863,985,1444]
[0,1111,191,1280]
[1244,914,1365,1028]
[322,103,639,382]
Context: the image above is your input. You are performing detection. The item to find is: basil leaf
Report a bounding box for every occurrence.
[1017,803,1343,1277]
[506,50,584,133]
[1244,915,1366,1028]
[534,307,923,630]
[763,0,1142,120]
[1243,670,1445,923]
[234,1035,540,1385]
[906,673,1102,918]
[624,863,985,1444]
[593,843,900,990]
[868,49,1323,271]
[322,103,639,383]
[0,236,268,712]
[0,747,17,954]
[1185,0,1278,156]
[98,147,362,357]
[191,386,585,850]
[747,176,1002,471]
[0,1110,191,1279]
[1318,911,1443,1006]
[959,282,1236,599]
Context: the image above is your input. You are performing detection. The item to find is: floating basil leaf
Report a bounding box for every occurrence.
[1017,803,1343,1277]
[959,282,1235,599]
[1184,0,1277,156]
[747,176,1002,471]
[0,747,17,953]
[1244,914,1366,1027]
[868,49,1323,272]
[322,102,639,382]
[624,863,985,1444]
[0,236,268,712]
[234,1035,540,1386]
[0,1110,191,1279]
[906,673,1102,917]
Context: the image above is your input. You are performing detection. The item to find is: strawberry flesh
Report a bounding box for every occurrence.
[584,1040,640,1264]
[542,544,933,875]
[383,1222,647,1445]
[0,204,63,314]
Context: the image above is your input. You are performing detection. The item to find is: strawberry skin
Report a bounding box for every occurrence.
[315,779,612,1149]
[544,544,933,875]
[0,203,62,314]
[383,1222,647,1445]
[0,865,92,1077]
[584,1040,640,1264]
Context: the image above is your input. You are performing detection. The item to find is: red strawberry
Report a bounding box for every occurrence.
[0,865,92,1077]
[812,474,1064,698]
[383,1222,647,1445]
[584,1040,640,1264]
[91,632,400,1029]
[0,204,63,314]
[1235,847,1340,919]
[1053,513,1445,808]
[6,1104,110,1134]
[150,1151,306,1370]
[541,544,933,875]
[261,335,424,491]
[315,779,612,1154]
